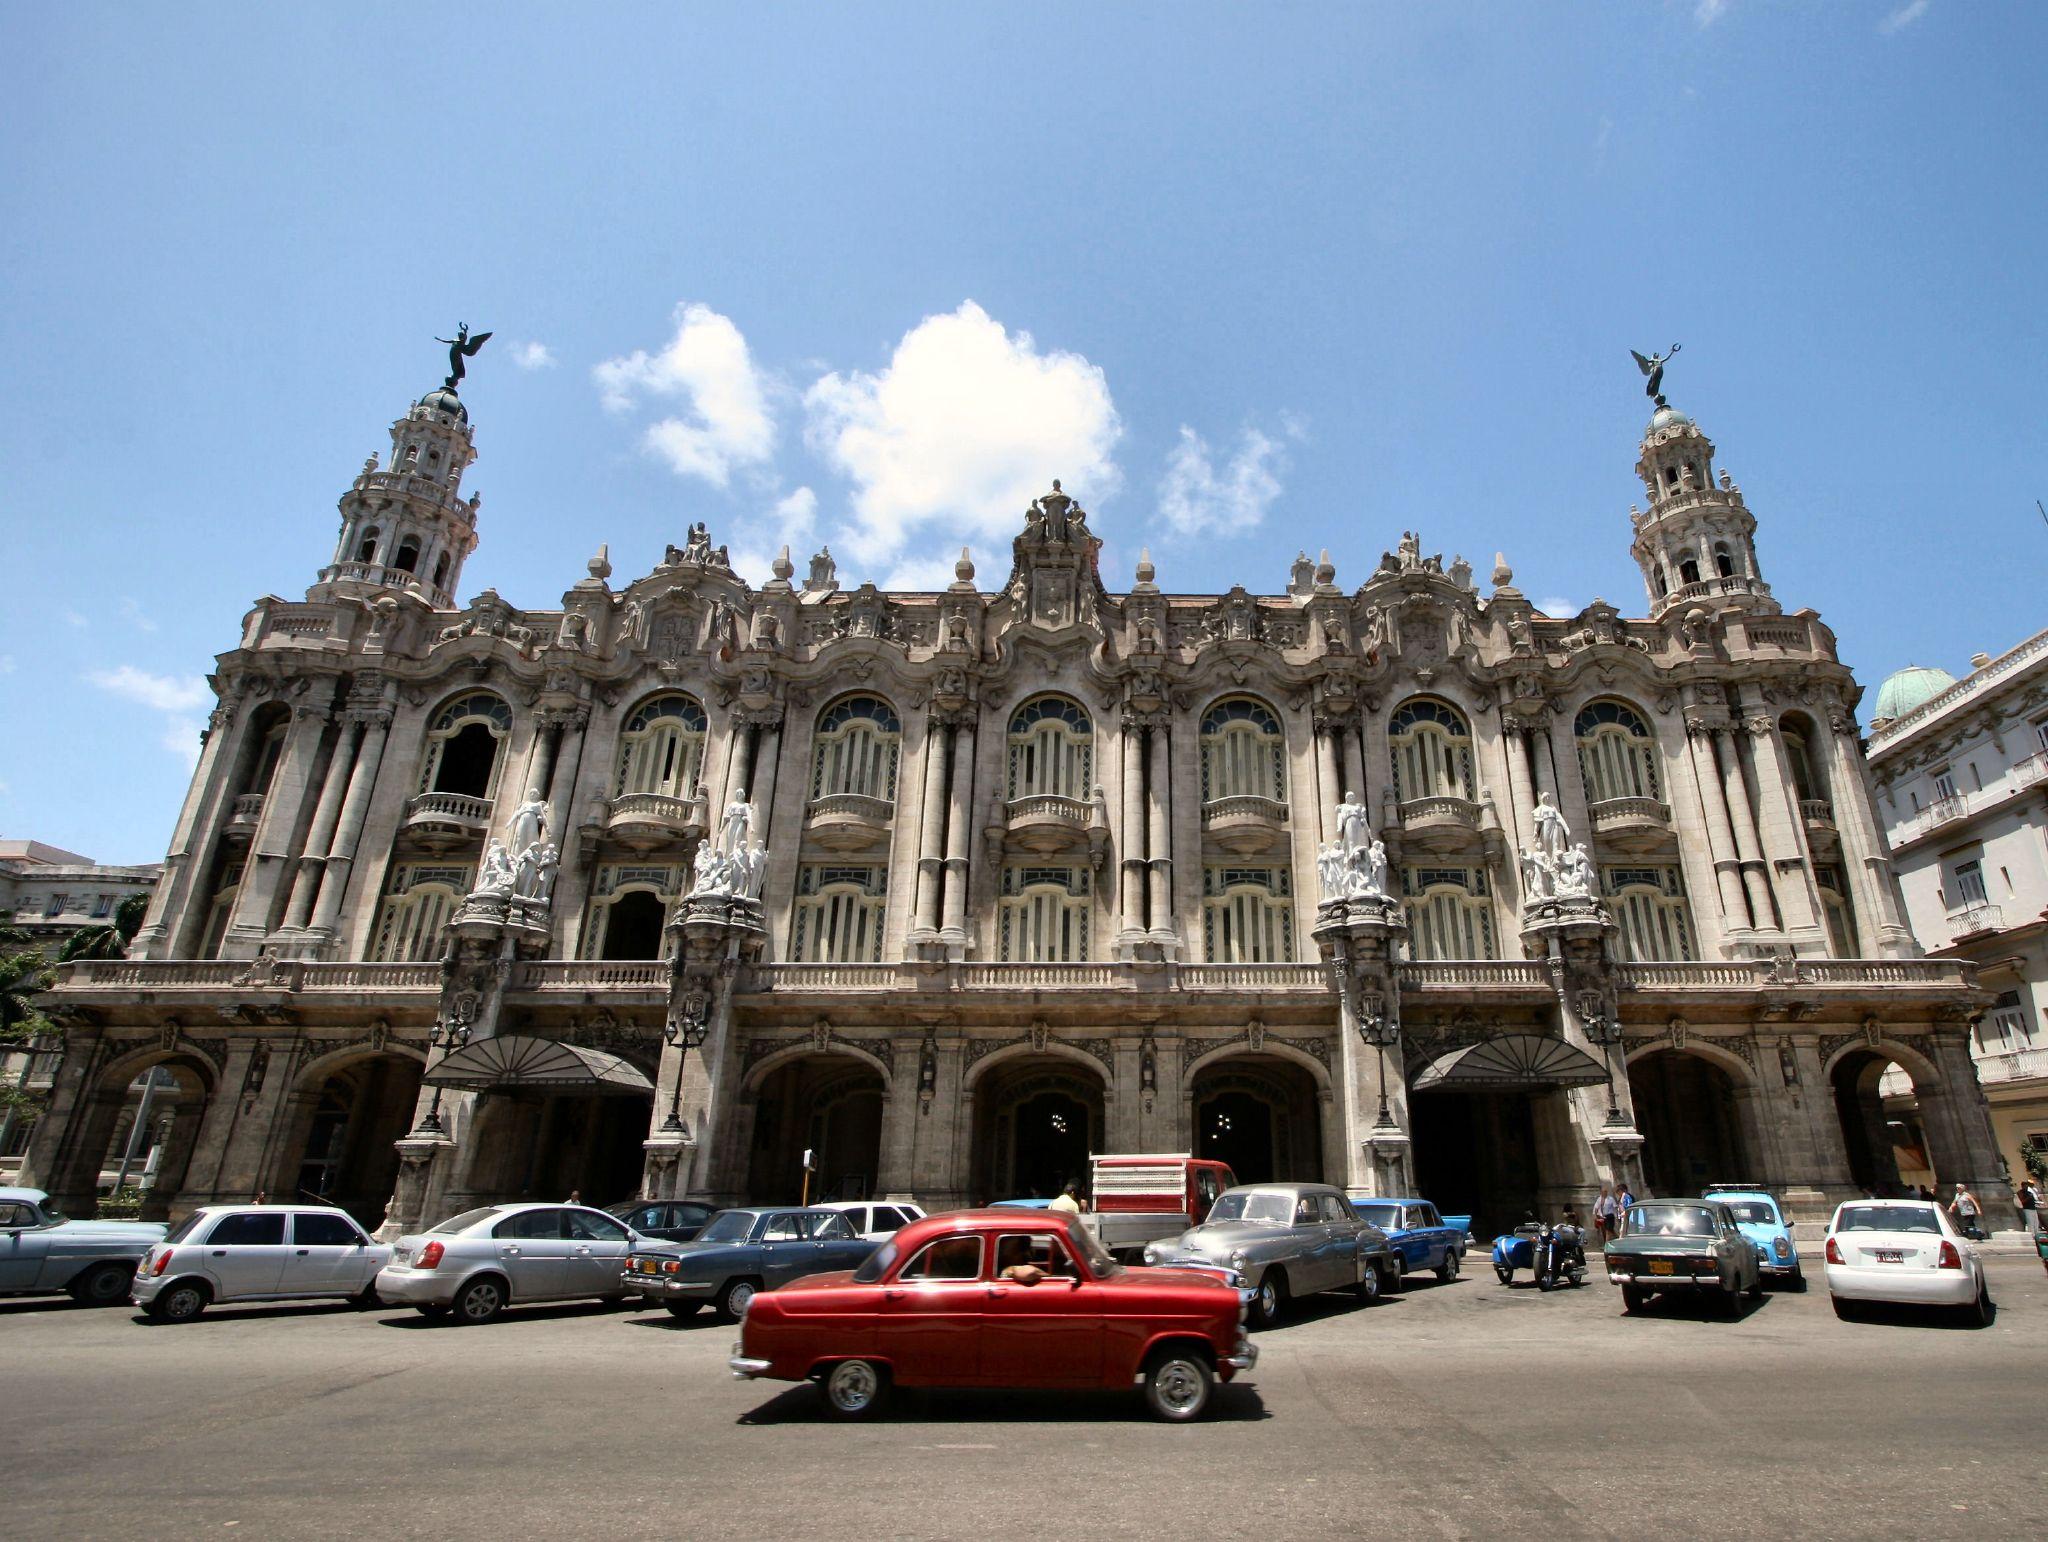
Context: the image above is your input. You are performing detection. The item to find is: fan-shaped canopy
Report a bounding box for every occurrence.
[1410,1033,1609,1092]
[422,1035,653,1096]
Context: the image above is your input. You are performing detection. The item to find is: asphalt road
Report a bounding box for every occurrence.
[5,1258,2042,1539]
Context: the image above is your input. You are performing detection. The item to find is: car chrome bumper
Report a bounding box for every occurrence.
[372,1268,458,1306]
[729,1349,772,1379]
[1608,1271,1722,1287]
[620,1271,716,1295]
[1224,1337,1259,1372]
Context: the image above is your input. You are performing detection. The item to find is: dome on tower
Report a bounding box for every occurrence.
[1646,403,1694,433]
[417,386,468,423]
[1871,664,1958,725]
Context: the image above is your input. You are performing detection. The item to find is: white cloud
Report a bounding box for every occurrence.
[0,654,14,674]
[594,303,776,487]
[726,486,821,588]
[1879,0,1929,34]
[881,551,966,591]
[119,597,158,633]
[1536,596,1581,619]
[510,340,556,370]
[1694,0,1728,25]
[1156,423,1293,539]
[804,301,1122,565]
[90,666,211,768]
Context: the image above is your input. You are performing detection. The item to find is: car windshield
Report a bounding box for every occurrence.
[1837,1204,1941,1234]
[430,1206,503,1234]
[1207,1190,1295,1224]
[34,1197,66,1224]
[853,1238,900,1284]
[694,1211,756,1244]
[1722,1201,1778,1225]
[1353,1203,1401,1228]
[1625,1203,1717,1238]
[1066,1219,1121,1279]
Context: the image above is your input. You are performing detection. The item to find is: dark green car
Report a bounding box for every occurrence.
[1604,1199,1764,1316]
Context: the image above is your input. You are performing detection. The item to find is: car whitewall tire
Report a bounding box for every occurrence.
[820,1359,888,1420]
[1143,1354,1213,1422]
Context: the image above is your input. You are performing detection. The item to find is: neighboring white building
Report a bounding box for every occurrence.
[0,842,160,946]
[1868,631,2048,1207]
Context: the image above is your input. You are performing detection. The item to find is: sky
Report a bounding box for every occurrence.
[2,1,2043,864]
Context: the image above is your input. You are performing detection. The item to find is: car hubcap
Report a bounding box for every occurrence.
[731,1283,755,1315]
[170,1289,200,1318]
[464,1285,500,1320]
[88,1272,124,1302]
[1259,1283,1277,1318]
[1155,1360,1204,1414]
[1363,1271,1378,1298]
[829,1362,877,1411]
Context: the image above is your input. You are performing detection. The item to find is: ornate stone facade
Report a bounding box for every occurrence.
[24,370,2007,1234]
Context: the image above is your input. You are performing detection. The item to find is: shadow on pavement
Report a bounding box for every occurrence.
[0,1298,97,1316]
[623,1309,726,1331]
[130,1301,369,1327]
[738,1380,1269,1425]
[1834,1298,1996,1330]
[1619,1291,1772,1323]
[375,1298,632,1329]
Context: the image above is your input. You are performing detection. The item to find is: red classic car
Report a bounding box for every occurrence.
[728,1208,1257,1421]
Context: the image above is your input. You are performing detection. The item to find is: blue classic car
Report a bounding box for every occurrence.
[620,1206,877,1321]
[1350,1198,1470,1283]
[1702,1184,1804,1289]
[0,1186,167,1305]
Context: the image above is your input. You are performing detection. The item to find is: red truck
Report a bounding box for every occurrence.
[1085,1153,1237,1258]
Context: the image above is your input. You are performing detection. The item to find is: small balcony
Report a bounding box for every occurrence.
[1396,795,1483,851]
[803,793,895,852]
[1002,794,1097,854]
[604,791,708,849]
[2013,750,2048,790]
[1919,793,1971,837]
[1947,903,2004,942]
[1201,794,1289,855]
[404,791,493,839]
[1975,1046,2048,1085]
[1587,796,1672,852]
[222,793,266,839]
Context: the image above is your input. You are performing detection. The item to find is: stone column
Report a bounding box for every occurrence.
[1750,1032,1855,1220]
[938,718,977,948]
[130,694,249,958]
[1916,1024,2010,1207]
[543,710,588,834]
[910,717,951,940]
[1743,719,1826,946]
[876,1035,933,1198]
[651,894,767,1204]
[1498,720,1537,875]
[1145,721,1175,944]
[1821,713,1917,955]
[522,722,564,820]
[276,719,362,940]
[307,713,392,943]
[1311,897,1411,1197]
[18,1030,110,1208]
[223,707,333,956]
[1715,729,1780,933]
[1115,711,1148,948]
[1685,726,1752,934]
[1314,722,1342,843]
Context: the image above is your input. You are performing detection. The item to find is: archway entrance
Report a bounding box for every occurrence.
[282,1055,424,1228]
[746,1057,885,1204]
[1409,1089,1546,1242]
[1627,1049,1753,1197]
[972,1058,1104,1204]
[598,892,667,961]
[1190,1056,1324,1184]
[1832,1051,1931,1196]
[463,1090,656,1208]
[79,1055,213,1220]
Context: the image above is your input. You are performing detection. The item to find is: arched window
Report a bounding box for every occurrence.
[245,707,290,799]
[1401,867,1496,960]
[393,538,421,575]
[369,864,469,962]
[1388,699,1475,803]
[1714,543,1736,579]
[355,528,379,564]
[1781,717,1825,807]
[1007,696,1092,801]
[998,865,1091,961]
[1677,550,1701,586]
[614,694,708,800]
[581,863,686,959]
[1654,567,1669,598]
[417,692,512,800]
[1604,866,1696,962]
[1202,866,1294,962]
[1816,864,1860,958]
[432,552,450,591]
[810,696,902,803]
[595,891,667,961]
[1200,698,1286,803]
[1575,700,1660,805]
[790,864,888,962]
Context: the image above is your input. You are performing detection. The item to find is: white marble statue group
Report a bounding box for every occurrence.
[1519,789,1595,902]
[1316,791,1390,904]
[689,792,768,901]
[474,789,561,906]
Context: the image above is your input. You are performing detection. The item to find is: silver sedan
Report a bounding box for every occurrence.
[1145,1182,1396,1328]
[376,1203,649,1325]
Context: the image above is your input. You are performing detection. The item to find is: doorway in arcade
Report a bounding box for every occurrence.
[972,1057,1104,1204]
[1404,1031,1613,1243]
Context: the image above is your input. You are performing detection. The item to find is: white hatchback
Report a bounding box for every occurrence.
[809,1200,927,1241]
[132,1205,392,1322]
[1823,1199,1992,1326]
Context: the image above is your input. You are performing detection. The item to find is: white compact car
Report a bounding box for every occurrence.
[132,1205,392,1322]
[808,1200,927,1241]
[1823,1198,1992,1326]
[377,1202,648,1324]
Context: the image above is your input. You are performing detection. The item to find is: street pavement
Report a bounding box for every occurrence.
[5,1258,2042,1539]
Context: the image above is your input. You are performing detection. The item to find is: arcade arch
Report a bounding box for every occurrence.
[1627,1046,1758,1198]
[970,1054,1105,1204]
[745,1054,886,1204]
[1188,1054,1323,1185]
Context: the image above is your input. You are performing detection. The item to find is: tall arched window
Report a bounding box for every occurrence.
[615,694,708,800]
[1202,866,1294,962]
[810,696,902,802]
[1677,550,1702,586]
[1714,542,1736,579]
[790,864,888,962]
[1007,696,1092,801]
[432,552,451,591]
[355,528,380,564]
[1200,698,1286,802]
[393,538,421,574]
[417,693,512,800]
[1604,866,1696,962]
[1388,699,1476,802]
[1575,700,1660,805]
[1401,866,1496,960]
[369,863,469,962]
[1816,864,1860,958]
[1781,716,1826,809]
[581,863,687,960]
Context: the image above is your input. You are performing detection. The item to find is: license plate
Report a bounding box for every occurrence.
[634,1260,660,1274]
[1873,1249,1904,1264]
[1649,1260,1675,1275]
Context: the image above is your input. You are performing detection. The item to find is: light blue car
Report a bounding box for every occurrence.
[1702,1184,1804,1290]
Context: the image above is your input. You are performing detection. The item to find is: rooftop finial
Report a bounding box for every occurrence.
[434,323,493,391]
[1630,343,1681,410]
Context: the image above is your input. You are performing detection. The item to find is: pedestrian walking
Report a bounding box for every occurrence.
[1615,1181,1635,1230]
[1048,1181,1083,1215]
[1593,1182,1618,1244]
[1949,1183,1983,1239]
[2016,1177,2041,1235]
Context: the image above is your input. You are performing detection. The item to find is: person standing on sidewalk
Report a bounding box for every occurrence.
[1593,1182,1618,1245]
[2016,1176,2041,1235]
[1949,1183,1983,1239]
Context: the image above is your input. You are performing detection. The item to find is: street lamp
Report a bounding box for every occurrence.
[414,995,477,1138]
[1576,988,1626,1127]
[1326,944,1399,1129]
[660,990,712,1140]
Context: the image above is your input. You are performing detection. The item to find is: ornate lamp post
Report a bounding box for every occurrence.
[659,986,713,1142]
[1577,987,1627,1127]
[413,993,477,1138]
[1325,941,1400,1130]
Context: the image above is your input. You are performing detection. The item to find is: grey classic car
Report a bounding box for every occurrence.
[621,1206,877,1321]
[0,1186,167,1306]
[1144,1182,1397,1327]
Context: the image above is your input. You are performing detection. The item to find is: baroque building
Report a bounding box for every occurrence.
[24,363,2008,1236]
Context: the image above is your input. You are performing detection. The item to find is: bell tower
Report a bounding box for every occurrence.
[313,375,481,612]
[1626,373,1775,621]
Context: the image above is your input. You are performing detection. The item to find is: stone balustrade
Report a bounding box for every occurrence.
[1800,798,1835,827]
[1947,903,2004,942]
[1199,795,1290,855]
[55,960,441,992]
[604,792,708,843]
[512,960,671,990]
[1614,958,1977,991]
[802,793,895,851]
[225,793,267,831]
[1974,1046,2048,1085]
[404,791,493,833]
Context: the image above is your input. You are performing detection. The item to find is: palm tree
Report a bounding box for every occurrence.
[0,930,53,1048]
[55,893,150,963]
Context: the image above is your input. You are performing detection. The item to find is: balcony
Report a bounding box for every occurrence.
[1975,1046,2048,1085]
[1001,794,1098,854]
[1919,793,1971,837]
[1201,794,1289,855]
[802,793,895,852]
[1396,795,1483,851]
[1800,798,1835,828]
[2013,750,2048,790]
[604,791,707,849]
[1587,796,1672,852]
[1947,903,2004,942]
[315,559,455,610]
[223,793,266,838]
[404,791,493,840]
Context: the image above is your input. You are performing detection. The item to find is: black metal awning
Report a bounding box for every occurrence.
[1410,1033,1610,1092]
[422,1035,654,1097]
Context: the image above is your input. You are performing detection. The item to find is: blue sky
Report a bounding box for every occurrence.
[2,2,2042,863]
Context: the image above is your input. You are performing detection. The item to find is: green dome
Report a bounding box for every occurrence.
[1872,665,1958,723]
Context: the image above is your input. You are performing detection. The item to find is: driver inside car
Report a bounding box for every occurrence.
[996,1235,1046,1285]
